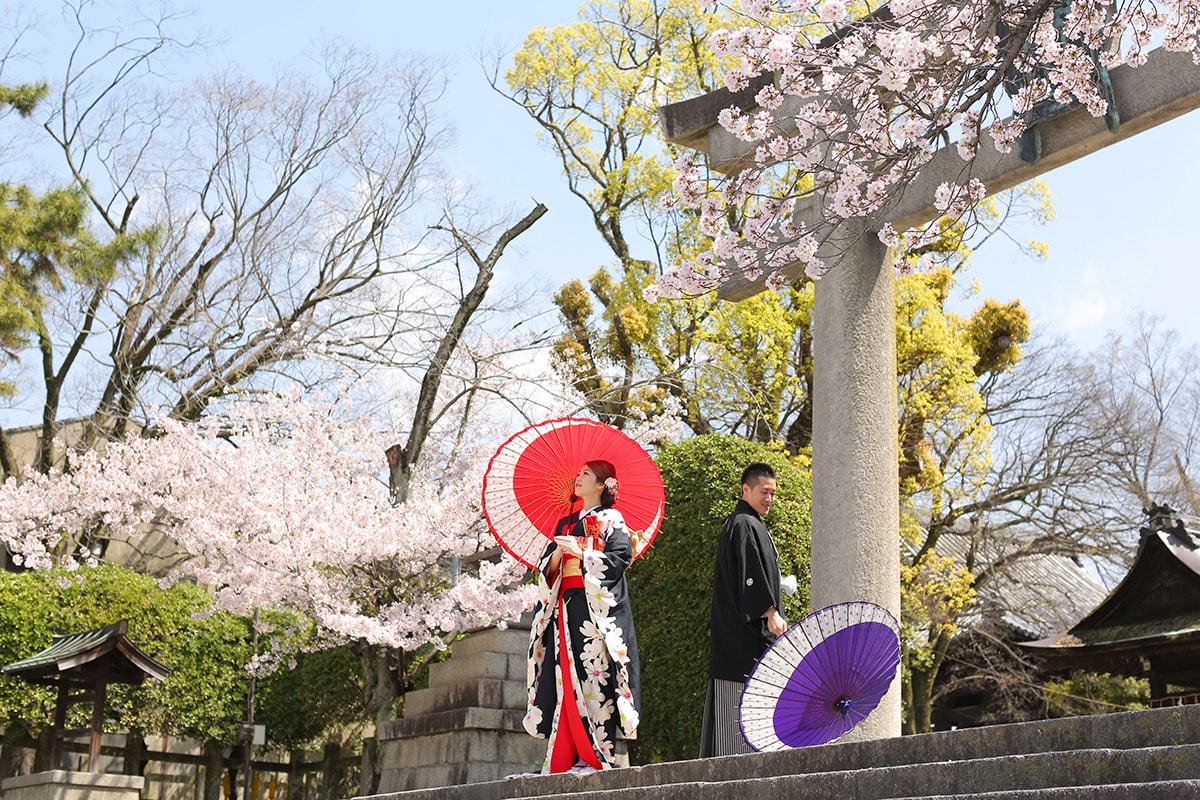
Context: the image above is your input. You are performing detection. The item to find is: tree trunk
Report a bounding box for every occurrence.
[905,661,937,734]
[32,728,53,773]
[386,202,546,503]
[356,644,401,795]
[318,741,342,800]
[0,427,18,480]
[122,729,147,776]
[904,629,952,734]
[357,737,378,799]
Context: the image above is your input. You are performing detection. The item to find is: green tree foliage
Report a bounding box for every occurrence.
[0,185,143,385]
[0,82,49,118]
[0,78,150,474]
[0,77,148,402]
[627,434,811,763]
[255,647,366,749]
[0,565,245,743]
[131,608,252,744]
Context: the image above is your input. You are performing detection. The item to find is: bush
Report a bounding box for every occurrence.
[256,646,366,748]
[627,434,811,763]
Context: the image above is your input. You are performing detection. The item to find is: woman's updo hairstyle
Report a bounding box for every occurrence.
[586,459,620,509]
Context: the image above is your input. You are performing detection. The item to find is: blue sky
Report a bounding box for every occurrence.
[31,0,1200,355]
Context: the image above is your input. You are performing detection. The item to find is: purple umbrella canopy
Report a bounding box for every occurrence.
[739,601,901,751]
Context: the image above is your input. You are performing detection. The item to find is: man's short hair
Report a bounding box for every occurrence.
[741,461,776,488]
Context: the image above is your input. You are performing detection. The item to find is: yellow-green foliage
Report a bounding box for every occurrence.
[505,0,732,250]
[965,298,1032,376]
[896,269,991,500]
[1045,671,1150,717]
[699,285,811,435]
[900,549,977,673]
[895,268,1030,506]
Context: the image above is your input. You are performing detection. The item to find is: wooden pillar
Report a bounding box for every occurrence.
[810,219,902,741]
[51,682,69,770]
[89,681,107,770]
[287,749,306,800]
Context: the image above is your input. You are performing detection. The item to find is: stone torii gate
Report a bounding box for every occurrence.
[660,45,1200,741]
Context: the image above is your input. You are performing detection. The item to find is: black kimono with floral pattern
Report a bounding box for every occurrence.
[523,506,641,771]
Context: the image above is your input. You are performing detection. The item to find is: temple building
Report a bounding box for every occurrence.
[1020,504,1200,706]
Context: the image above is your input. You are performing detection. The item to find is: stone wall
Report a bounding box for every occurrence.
[375,622,545,791]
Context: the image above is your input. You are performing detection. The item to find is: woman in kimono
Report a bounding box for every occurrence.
[523,459,641,773]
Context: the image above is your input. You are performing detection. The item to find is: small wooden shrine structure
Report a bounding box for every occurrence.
[1,619,170,771]
[1020,505,1200,706]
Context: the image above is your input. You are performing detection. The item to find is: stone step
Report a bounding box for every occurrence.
[403,677,528,718]
[469,778,1200,800]
[427,650,526,687]
[364,705,1200,800]
[691,744,1200,800]
[888,780,1200,799]
[379,706,527,742]
[360,716,1200,800]
[450,625,531,660]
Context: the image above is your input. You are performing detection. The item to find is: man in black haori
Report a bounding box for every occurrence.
[701,461,786,757]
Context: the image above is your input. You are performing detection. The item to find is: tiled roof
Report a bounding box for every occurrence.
[1,619,170,685]
[922,533,1109,639]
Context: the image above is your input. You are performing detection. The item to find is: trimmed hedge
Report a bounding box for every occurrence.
[627,434,811,763]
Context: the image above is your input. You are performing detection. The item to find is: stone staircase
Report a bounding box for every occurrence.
[359,703,1200,799]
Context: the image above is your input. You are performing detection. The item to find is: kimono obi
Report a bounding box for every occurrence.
[560,554,585,589]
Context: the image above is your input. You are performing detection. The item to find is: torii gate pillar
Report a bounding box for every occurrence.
[811,221,902,739]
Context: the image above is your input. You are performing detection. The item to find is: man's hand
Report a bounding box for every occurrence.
[766,606,787,636]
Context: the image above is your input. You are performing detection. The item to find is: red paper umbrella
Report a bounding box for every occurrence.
[482,417,665,569]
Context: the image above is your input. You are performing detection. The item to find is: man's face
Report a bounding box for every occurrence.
[742,476,777,517]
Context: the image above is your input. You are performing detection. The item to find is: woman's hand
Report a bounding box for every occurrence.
[554,536,584,558]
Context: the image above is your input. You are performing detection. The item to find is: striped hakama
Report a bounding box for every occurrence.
[699,677,754,757]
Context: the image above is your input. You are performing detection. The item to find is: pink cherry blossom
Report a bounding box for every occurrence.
[649,0,1199,298]
[0,391,536,654]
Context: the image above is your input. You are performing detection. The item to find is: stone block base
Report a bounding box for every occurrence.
[1,770,144,800]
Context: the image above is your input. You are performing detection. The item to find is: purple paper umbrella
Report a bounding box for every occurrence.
[739,601,900,751]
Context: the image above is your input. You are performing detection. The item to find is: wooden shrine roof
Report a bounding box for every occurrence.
[1,619,170,687]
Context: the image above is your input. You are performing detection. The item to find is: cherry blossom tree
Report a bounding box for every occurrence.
[0,389,537,721]
[656,0,1199,297]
